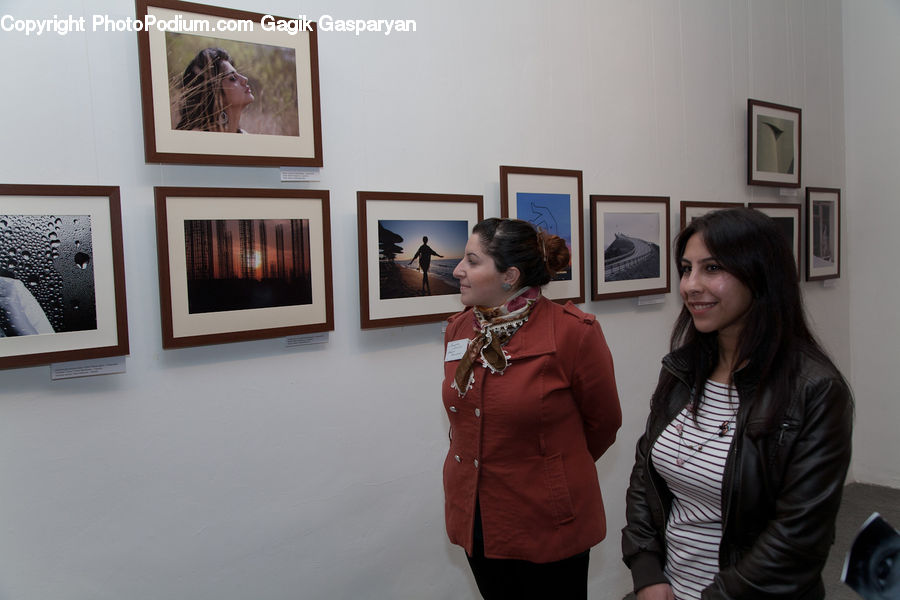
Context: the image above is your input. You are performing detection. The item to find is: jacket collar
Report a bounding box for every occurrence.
[449,296,559,360]
[493,295,557,360]
[662,340,762,397]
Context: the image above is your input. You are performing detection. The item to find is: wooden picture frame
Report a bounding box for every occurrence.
[805,187,841,281]
[500,165,584,304]
[748,202,802,273]
[748,98,802,188]
[0,185,129,369]
[155,187,333,348]
[136,0,322,166]
[680,201,743,232]
[357,191,483,329]
[590,195,670,301]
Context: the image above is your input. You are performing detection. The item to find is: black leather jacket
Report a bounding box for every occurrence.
[622,346,853,599]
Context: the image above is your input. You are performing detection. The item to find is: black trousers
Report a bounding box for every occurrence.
[466,503,590,600]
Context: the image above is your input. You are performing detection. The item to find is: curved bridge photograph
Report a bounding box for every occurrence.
[604,232,660,282]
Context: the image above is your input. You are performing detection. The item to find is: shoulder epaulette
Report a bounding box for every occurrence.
[562,301,596,324]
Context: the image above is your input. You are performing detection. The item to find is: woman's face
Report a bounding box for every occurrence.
[452,235,514,308]
[679,233,753,341]
[219,61,253,108]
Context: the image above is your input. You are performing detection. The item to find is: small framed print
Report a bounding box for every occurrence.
[357,191,483,329]
[500,165,584,304]
[136,0,322,166]
[680,201,743,232]
[748,202,802,273]
[748,98,802,188]
[590,195,670,301]
[805,187,841,281]
[0,185,129,369]
[155,187,333,348]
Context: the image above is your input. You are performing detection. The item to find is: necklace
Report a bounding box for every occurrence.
[674,386,738,467]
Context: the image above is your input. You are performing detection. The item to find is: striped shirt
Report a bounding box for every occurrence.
[650,379,738,600]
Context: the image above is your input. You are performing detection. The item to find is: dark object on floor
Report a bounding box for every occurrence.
[841,512,900,600]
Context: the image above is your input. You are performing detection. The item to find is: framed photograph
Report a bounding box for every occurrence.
[0,185,129,369]
[805,187,841,281]
[357,192,483,329]
[590,195,670,301]
[155,187,333,348]
[748,203,802,272]
[136,0,322,166]
[500,166,584,304]
[680,201,743,232]
[748,98,801,188]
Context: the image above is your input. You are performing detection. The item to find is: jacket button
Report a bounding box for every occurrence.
[474,408,481,417]
[449,406,458,413]
[474,459,479,468]
[455,455,461,462]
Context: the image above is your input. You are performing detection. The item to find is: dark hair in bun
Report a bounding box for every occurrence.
[472,218,570,288]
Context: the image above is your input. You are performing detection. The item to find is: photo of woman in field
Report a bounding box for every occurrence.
[167,33,300,136]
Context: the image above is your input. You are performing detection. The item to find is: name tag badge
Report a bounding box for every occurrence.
[445,338,469,362]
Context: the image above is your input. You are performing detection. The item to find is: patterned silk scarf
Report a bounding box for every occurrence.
[451,287,540,397]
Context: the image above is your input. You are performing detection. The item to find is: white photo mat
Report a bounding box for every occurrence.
[592,197,669,299]
[749,101,801,186]
[163,195,329,339]
[0,195,120,358]
[144,4,317,160]
[806,188,841,280]
[362,199,480,323]
[680,201,744,232]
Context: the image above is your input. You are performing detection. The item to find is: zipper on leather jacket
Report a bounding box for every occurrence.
[720,408,743,559]
[778,421,791,445]
[719,378,751,566]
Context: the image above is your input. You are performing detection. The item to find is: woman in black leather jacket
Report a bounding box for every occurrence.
[622,208,853,600]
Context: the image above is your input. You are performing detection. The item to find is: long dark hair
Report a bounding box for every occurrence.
[652,207,840,418]
[175,47,233,131]
[472,218,569,288]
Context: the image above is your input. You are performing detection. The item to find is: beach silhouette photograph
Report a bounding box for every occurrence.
[377,219,467,299]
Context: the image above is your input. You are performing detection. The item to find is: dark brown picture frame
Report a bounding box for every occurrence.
[0,184,129,369]
[679,201,743,232]
[805,187,841,281]
[357,191,483,329]
[136,0,323,167]
[748,202,802,273]
[590,195,671,301]
[155,187,333,348]
[748,98,802,188]
[500,165,584,304]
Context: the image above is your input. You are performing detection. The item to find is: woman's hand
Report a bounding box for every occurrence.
[636,583,675,600]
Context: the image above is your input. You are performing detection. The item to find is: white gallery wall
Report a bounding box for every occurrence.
[0,0,870,598]
[844,0,900,488]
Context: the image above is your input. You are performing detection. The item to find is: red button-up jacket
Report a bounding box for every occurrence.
[442,296,622,563]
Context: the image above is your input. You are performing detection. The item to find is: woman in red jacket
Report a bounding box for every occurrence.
[443,218,622,599]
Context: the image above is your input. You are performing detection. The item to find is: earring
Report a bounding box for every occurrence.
[501,283,512,291]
